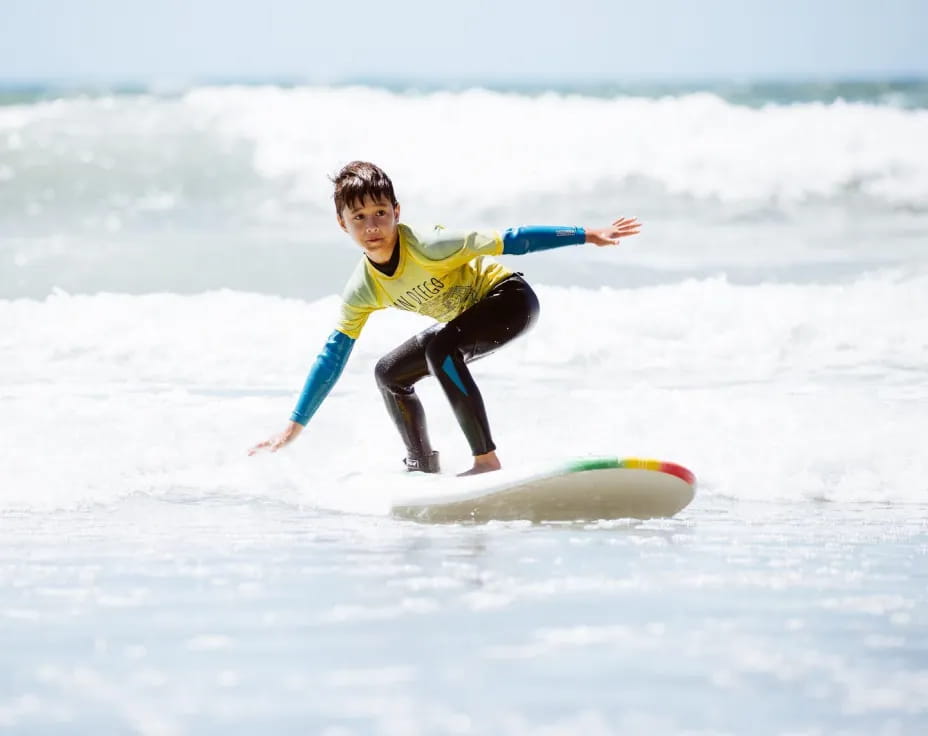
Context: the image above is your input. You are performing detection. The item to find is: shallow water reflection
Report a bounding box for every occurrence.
[1,497,926,735]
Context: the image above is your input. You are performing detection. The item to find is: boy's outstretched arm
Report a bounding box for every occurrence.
[249,330,355,455]
[502,217,641,254]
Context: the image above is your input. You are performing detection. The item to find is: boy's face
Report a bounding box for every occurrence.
[338,196,400,264]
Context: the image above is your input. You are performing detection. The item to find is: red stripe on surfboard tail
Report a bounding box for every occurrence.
[656,461,697,486]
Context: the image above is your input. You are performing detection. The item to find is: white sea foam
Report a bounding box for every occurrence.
[2,86,926,216]
[3,85,927,297]
[2,275,926,511]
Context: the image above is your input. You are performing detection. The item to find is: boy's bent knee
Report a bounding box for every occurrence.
[374,355,400,390]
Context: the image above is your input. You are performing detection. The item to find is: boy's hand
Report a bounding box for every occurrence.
[585,217,641,246]
[249,421,304,455]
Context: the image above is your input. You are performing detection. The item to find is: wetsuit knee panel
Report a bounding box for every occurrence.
[422,327,462,376]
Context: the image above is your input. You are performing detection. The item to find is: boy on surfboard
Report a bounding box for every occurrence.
[250,161,641,475]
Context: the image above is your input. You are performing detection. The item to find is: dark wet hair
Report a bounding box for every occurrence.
[331,161,398,215]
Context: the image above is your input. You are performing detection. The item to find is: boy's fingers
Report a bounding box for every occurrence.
[250,436,283,455]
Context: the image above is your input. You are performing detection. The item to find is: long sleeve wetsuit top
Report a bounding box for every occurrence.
[290,224,586,426]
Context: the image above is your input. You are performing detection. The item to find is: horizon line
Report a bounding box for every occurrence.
[1,72,927,90]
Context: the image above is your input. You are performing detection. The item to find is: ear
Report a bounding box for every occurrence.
[394,203,401,220]
[337,213,348,233]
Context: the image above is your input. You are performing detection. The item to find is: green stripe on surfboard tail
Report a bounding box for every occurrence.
[566,457,622,472]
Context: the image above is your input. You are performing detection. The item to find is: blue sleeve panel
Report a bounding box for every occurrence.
[290,330,355,426]
[501,226,586,255]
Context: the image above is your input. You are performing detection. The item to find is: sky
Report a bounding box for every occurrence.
[1,0,926,84]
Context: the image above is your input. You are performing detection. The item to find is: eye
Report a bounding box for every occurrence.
[376,209,387,216]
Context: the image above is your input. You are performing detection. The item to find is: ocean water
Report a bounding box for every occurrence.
[1,81,927,734]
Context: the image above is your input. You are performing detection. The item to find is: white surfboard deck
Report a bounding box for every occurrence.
[390,457,696,524]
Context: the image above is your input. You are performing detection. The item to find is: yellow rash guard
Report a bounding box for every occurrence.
[335,223,512,339]
[291,223,588,425]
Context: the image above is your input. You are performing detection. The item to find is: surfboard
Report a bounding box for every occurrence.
[390,457,696,524]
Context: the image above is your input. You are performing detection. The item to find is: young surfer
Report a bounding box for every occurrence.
[250,161,641,475]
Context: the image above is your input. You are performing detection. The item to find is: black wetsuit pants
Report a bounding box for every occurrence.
[374,274,540,460]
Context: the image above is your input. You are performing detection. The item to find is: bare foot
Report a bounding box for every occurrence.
[458,451,502,477]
